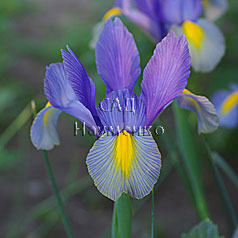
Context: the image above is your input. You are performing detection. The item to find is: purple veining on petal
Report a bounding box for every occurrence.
[141,32,191,126]
[95,17,141,94]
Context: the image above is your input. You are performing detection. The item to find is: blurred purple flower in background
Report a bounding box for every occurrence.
[94,0,226,73]
[211,83,238,128]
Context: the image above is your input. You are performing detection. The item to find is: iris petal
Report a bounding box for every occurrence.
[31,104,61,150]
[211,87,238,128]
[115,0,130,10]
[177,90,219,134]
[141,32,190,126]
[98,89,146,134]
[203,0,228,21]
[61,46,97,116]
[86,130,161,201]
[134,0,159,17]
[171,19,225,72]
[123,8,165,42]
[95,17,141,93]
[44,63,99,134]
[161,0,202,24]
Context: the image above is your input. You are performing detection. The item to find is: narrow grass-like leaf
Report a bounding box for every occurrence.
[0,103,32,150]
[157,120,196,206]
[202,136,238,230]
[212,152,238,187]
[173,103,209,219]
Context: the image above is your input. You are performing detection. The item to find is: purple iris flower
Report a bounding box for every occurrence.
[112,0,225,73]
[31,18,191,200]
[211,83,238,128]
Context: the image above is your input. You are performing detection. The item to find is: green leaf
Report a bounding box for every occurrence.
[212,152,238,188]
[181,220,221,238]
[173,103,209,219]
[202,136,238,229]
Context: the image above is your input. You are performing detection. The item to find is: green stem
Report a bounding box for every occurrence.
[43,150,74,238]
[202,136,238,230]
[112,202,119,238]
[112,193,132,238]
[151,188,155,238]
[173,103,209,219]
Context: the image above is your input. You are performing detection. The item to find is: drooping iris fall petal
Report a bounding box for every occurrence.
[177,89,219,133]
[31,103,61,150]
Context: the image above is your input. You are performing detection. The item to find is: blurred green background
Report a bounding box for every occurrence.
[0,0,237,237]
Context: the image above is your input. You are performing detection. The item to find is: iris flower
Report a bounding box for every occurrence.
[31,18,217,200]
[202,0,228,21]
[211,84,238,128]
[98,0,225,73]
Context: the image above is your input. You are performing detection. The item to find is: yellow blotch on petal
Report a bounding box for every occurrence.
[183,88,192,94]
[114,130,135,177]
[221,91,238,115]
[102,8,122,22]
[182,21,204,49]
[182,89,200,111]
[202,0,208,7]
[44,101,52,125]
[45,101,51,108]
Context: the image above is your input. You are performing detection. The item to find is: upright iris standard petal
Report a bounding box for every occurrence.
[177,89,219,134]
[31,103,61,150]
[134,0,160,19]
[211,85,238,128]
[61,46,97,116]
[203,0,228,21]
[161,0,202,24]
[98,89,146,134]
[86,130,161,201]
[89,8,122,49]
[119,0,166,42]
[95,18,141,93]
[124,9,165,42]
[171,19,225,72]
[115,0,130,9]
[44,63,99,133]
[141,32,191,126]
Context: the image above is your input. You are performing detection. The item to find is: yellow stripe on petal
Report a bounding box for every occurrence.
[44,101,52,125]
[221,91,238,115]
[102,8,122,22]
[182,21,204,49]
[114,130,136,177]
